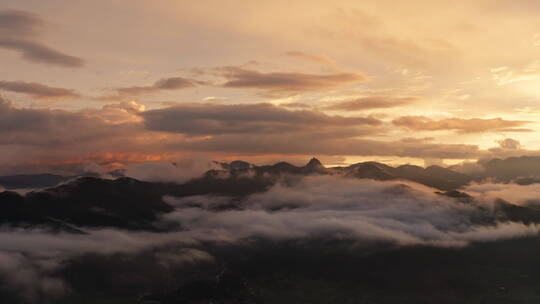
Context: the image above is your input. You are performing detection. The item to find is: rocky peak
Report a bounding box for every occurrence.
[302,157,326,174]
[305,157,323,168]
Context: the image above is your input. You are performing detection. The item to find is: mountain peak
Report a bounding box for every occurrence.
[305,157,323,168]
[302,158,326,174]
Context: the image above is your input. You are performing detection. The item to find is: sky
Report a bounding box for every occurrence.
[2,0,540,174]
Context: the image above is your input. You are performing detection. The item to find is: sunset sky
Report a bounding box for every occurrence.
[2,0,540,174]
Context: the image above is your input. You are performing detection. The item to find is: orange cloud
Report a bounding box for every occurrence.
[216,66,366,95]
[325,96,421,111]
[0,80,79,99]
[392,116,533,133]
[285,51,336,64]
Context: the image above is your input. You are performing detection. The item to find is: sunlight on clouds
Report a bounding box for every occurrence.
[2,1,540,170]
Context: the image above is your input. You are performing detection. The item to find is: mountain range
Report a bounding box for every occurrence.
[1,156,540,231]
[2,156,540,303]
[6,155,540,193]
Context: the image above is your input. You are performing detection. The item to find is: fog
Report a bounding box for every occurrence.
[1,175,540,302]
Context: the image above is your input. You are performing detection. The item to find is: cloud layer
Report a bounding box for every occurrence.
[164,176,540,247]
[216,66,366,95]
[110,76,197,97]
[0,10,84,68]
[325,96,421,111]
[392,116,533,133]
[0,175,539,301]
[141,103,381,135]
[0,80,79,99]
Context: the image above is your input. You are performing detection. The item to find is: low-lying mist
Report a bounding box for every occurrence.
[1,175,539,303]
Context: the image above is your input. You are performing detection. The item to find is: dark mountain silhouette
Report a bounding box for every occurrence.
[339,162,396,180]
[2,158,540,303]
[2,156,540,231]
[0,177,172,230]
[0,172,104,189]
[302,157,326,174]
[476,156,540,182]
[212,158,471,190]
[0,173,70,189]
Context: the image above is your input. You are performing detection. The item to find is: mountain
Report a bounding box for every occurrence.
[2,157,540,303]
[1,156,539,231]
[339,161,397,180]
[0,173,70,189]
[302,157,326,174]
[393,164,472,190]
[0,177,172,230]
[212,158,470,190]
[215,157,329,177]
[477,156,540,182]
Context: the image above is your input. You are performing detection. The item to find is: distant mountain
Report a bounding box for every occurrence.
[214,158,330,177]
[0,172,104,189]
[3,156,540,231]
[0,173,70,189]
[213,158,471,191]
[477,156,540,182]
[0,177,172,230]
[3,157,540,303]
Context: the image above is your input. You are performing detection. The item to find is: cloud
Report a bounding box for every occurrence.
[105,65,366,99]
[0,98,138,146]
[465,182,540,209]
[0,228,215,302]
[1,175,539,301]
[285,51,336,64]
[0,97,152,174]
[110,76,197,97]
[325,96,421,111]
[392,116,533,133]
[216,66,366,95]
[169,133,484,160]
[496,138,521,150]
[0,39,85,68]
[163,176,540,247]
[0,10,84,68]
[0,251,66,303]
[140,103,382,135]
[279,102,313,108]
[0,80,79,99]
[308,8,455,68]
[491,61,540,85]
[0,9,42,37]
[123,155,215,183]
[1,98,539,175]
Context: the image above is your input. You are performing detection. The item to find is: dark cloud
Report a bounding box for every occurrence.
[170,133,484,159]
[325,96,421,111]
[2,99,540,174]
[0,80,79,99]
[0,98,129,141]
[0,98,146,173]
[141,103,382,135]
[0,228,214,302]
[216,66,366,94]
[103,66,365,99]
[392,116,533,133]
[497,138,521,150]
[0,39,84,67]
[0,10,84,68]
[114,76,197,96]
[0,9,42,37]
